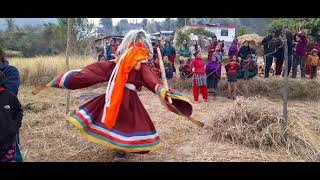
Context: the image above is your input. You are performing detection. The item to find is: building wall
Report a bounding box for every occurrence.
[206,27,236,42]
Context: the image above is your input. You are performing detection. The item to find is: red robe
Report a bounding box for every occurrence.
[48,61,192,152]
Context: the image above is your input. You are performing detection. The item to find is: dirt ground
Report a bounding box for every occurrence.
[18,83,319,162]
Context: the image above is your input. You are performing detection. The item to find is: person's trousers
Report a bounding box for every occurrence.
[169,55,176,72]
[193,83,208,101]
[311,65,317,78]
[292,55,306,78]
[282,55,293,77]
[275,58,284,75]
[264,55,273,78]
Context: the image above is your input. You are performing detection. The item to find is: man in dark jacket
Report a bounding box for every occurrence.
[0,49,23,162]
[0,71,23,162]
[261,30,276,79]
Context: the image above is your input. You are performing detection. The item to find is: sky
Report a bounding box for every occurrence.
[88,18,168,26]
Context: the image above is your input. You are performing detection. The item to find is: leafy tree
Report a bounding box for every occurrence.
[175,27,212,47]
[99,18,113,35]
[237,25,248,36]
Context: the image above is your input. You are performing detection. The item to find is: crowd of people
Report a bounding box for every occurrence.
[96,30,320,102]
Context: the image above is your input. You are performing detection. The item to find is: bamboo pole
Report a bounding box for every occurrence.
[65,18,71,127]
[282,28,289,130]
[157,47,204,127]
[157,47,172,104]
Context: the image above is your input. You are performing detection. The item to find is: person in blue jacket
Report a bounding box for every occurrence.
[0,48,22,162]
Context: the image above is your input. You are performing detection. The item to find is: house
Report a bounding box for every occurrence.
[93,35,124,53]
[177,24,236,50]
[151,31,175,42]
[186,24,236,42]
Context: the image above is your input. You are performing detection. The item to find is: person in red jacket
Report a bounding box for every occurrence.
[225,55,240,100]
[189,52,208,102]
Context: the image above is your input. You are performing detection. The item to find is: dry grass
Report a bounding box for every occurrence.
[171,77,320,101]
[10,55,96,86]
[207,97,320,161]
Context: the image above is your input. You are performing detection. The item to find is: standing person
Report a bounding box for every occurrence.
[208,35,218,61]
[306,49,320,79]
[206,55,221,94]
[225,55,240,100]
[178,39,191,65]
[282,28,295,77]
[162,42,176,73]
[0,72,23,162]
[273,35,284,76]
[292,31,308,78]
[46,30,193,159]
[153,41,162,61]
[228,38,239,58]
[190,40,201,59]
[189,52,208,102]
[261,30,276,79]
[217,40,225,62]
[0,49,23,162]
[163,56,174,79]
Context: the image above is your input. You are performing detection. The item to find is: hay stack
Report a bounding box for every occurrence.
[207,97,320,161]
[238,34,264,56]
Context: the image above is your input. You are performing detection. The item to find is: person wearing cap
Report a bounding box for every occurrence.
[306,49,320,79]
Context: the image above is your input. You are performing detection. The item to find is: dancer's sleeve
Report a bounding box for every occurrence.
[47,61,115,90]
[141,64,193,117]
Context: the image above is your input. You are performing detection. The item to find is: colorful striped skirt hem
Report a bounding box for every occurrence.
[66,109,160,152]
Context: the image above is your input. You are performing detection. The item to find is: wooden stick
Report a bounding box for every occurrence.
[157,47,204,127]
[157,47,172,104]
[282,29,289,130]
[65,18,71,128]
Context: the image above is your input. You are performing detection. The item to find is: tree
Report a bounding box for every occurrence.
[237,25,248,36]
[118,19,129,34]
[141,19,148,31]
[164,18,171,30]
[53,18,95,54]
[176,18,191,28]
[175,27,212,47]
[99,18,113,35]
[4,18,15,32]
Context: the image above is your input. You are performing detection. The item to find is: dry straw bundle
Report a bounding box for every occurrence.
[207,97,320,161]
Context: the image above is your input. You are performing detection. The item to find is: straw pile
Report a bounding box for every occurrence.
[207,97,320,161]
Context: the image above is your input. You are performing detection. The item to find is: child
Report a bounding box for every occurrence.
[206,55,221,94]
[0,71,23,162]
[306,49,320,79]
[163,56,173,79]
[225,55,240,100]
[241,54,258,79]
[189,52,208,102]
